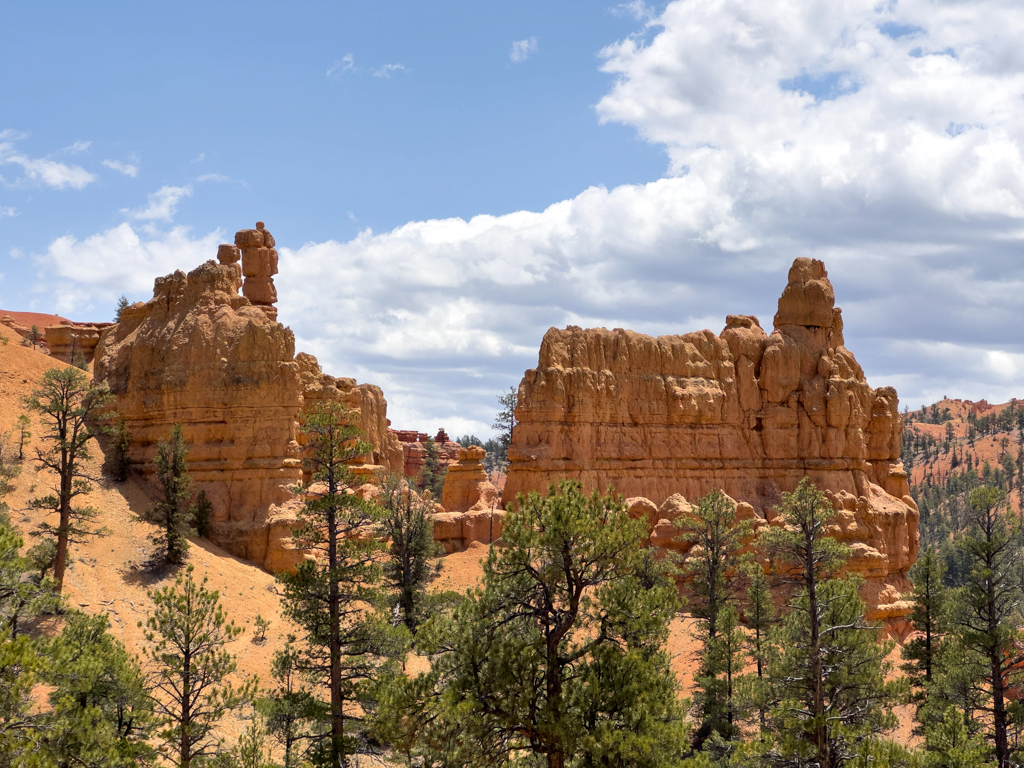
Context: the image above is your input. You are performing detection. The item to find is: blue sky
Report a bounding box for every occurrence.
[3,1,1024,437]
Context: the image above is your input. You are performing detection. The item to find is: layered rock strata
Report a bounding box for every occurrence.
[93,223,403,569]
[435,446,503,552]
[392,429,461,477]
[45,322,114,368]
[504,258,918,622]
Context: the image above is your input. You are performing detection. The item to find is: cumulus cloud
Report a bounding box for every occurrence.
[29,0,1024,435]
[102,159,139,177]
[270,0,1024,433]
[0,206,16,218]
[35,223,222,314]
[121,184,193,222]
[0,131,96,190]
[510,37,539,63]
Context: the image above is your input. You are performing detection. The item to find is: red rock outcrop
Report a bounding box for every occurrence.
[504,258,918,622]
[392,429,461,477]
[45,321,114,368]
[434,446,503,552]
[93,222,404,570]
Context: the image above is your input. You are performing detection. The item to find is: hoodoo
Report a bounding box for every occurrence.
[93,222,404,570]
[504,258,919,622]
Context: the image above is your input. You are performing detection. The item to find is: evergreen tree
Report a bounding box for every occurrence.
[141,565,254,767]
[673,488,753,748]
[191,489,213,539]
[395,481,686,768]
[276,401,394,767]
[923,708,996,768]
[376,473,442,633]
[0,625,43,767]
[150,424,194,564]
[490,385,518,471]
[22,367,114,593]
[15,415,29,462]
[760,478,904,768]
[417,438,445,499]
[741,561,776,731]
[41,611,156,766]
[28,325,40,350]
[257,638,326,768]
[947,486,1024,768]
[0,513,60,638]
[109,415,132,482]
[115,295,131,322]
[902,549,948,690]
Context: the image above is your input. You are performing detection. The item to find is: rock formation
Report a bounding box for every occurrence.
[235,221,279,319]
[434,445,502,552]
[392,429,462,477]
[45,321,114,368]
[93,222,404,570]
[504,258,918,622]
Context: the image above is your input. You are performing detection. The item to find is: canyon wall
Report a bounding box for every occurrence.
[93,223,404,569]
[504,258,918,622]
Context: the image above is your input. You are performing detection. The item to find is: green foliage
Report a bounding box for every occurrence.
[489,385,518,471]
[760,478,904,768]
[253,614,270,644]
[416,438,445,499]
[375,473,443,633]
[902,548,948,732]
[15,415,30,462]
[0,511,61,640]
[22,366,113,592]
[108,415,132,482]
[389,481,686,767]
[944,486,1024,766]
[41,611,156,766]
[149,424,194,563]
[231,711,275,768]
[115,295,130,323]
[673,489,754,748]
[923,707,995,768]
[275,401,398,767]
[0,626,43,767]
[192,489,213,539]
[142,565,255,767]
[741,561,776,731]
[257,638,326,768]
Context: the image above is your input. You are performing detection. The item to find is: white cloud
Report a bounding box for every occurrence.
[35,223,222,314]
[63,140,91,154]
[196,173,230,183]
[121,184,193,222]
[327,53,356,77]
[612,1,655,22]
[372,63,406,78]
[102,159,138,177]
[0,206,16,218]
[510,37,539,63]
[0,132,96,190]
[26,0,1024,435]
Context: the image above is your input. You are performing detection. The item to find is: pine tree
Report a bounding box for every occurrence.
[376,473,443,633]
[22,367,114,593]
[947,486,1024,768]
[417,438,445,498]
[741,561,776,731]
[42,611,156,766]
[150,424,194,564]
[673,488,753,748]
[490,385,518,471]
[760,477,904,768]
[257,638,326,768]
[276,401,394,767]
[109,414,132,482]
[902,549,947,691]
[141,565,254,767]
[400,481,686,768]
[115,295,130,322]
[14,416,29,462]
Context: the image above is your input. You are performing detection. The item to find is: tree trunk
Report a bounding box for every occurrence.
[327,462,346,767]
[807,534,827,768]
[53,451,71,593]
[181,647,192,768]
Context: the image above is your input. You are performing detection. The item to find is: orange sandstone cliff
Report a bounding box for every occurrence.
[93,222,404,570]
[504,258,919,622]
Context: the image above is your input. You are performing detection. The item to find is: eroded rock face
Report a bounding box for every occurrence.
[93,223,404,570]
[504,258,918,622]
[45,322,114,368]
